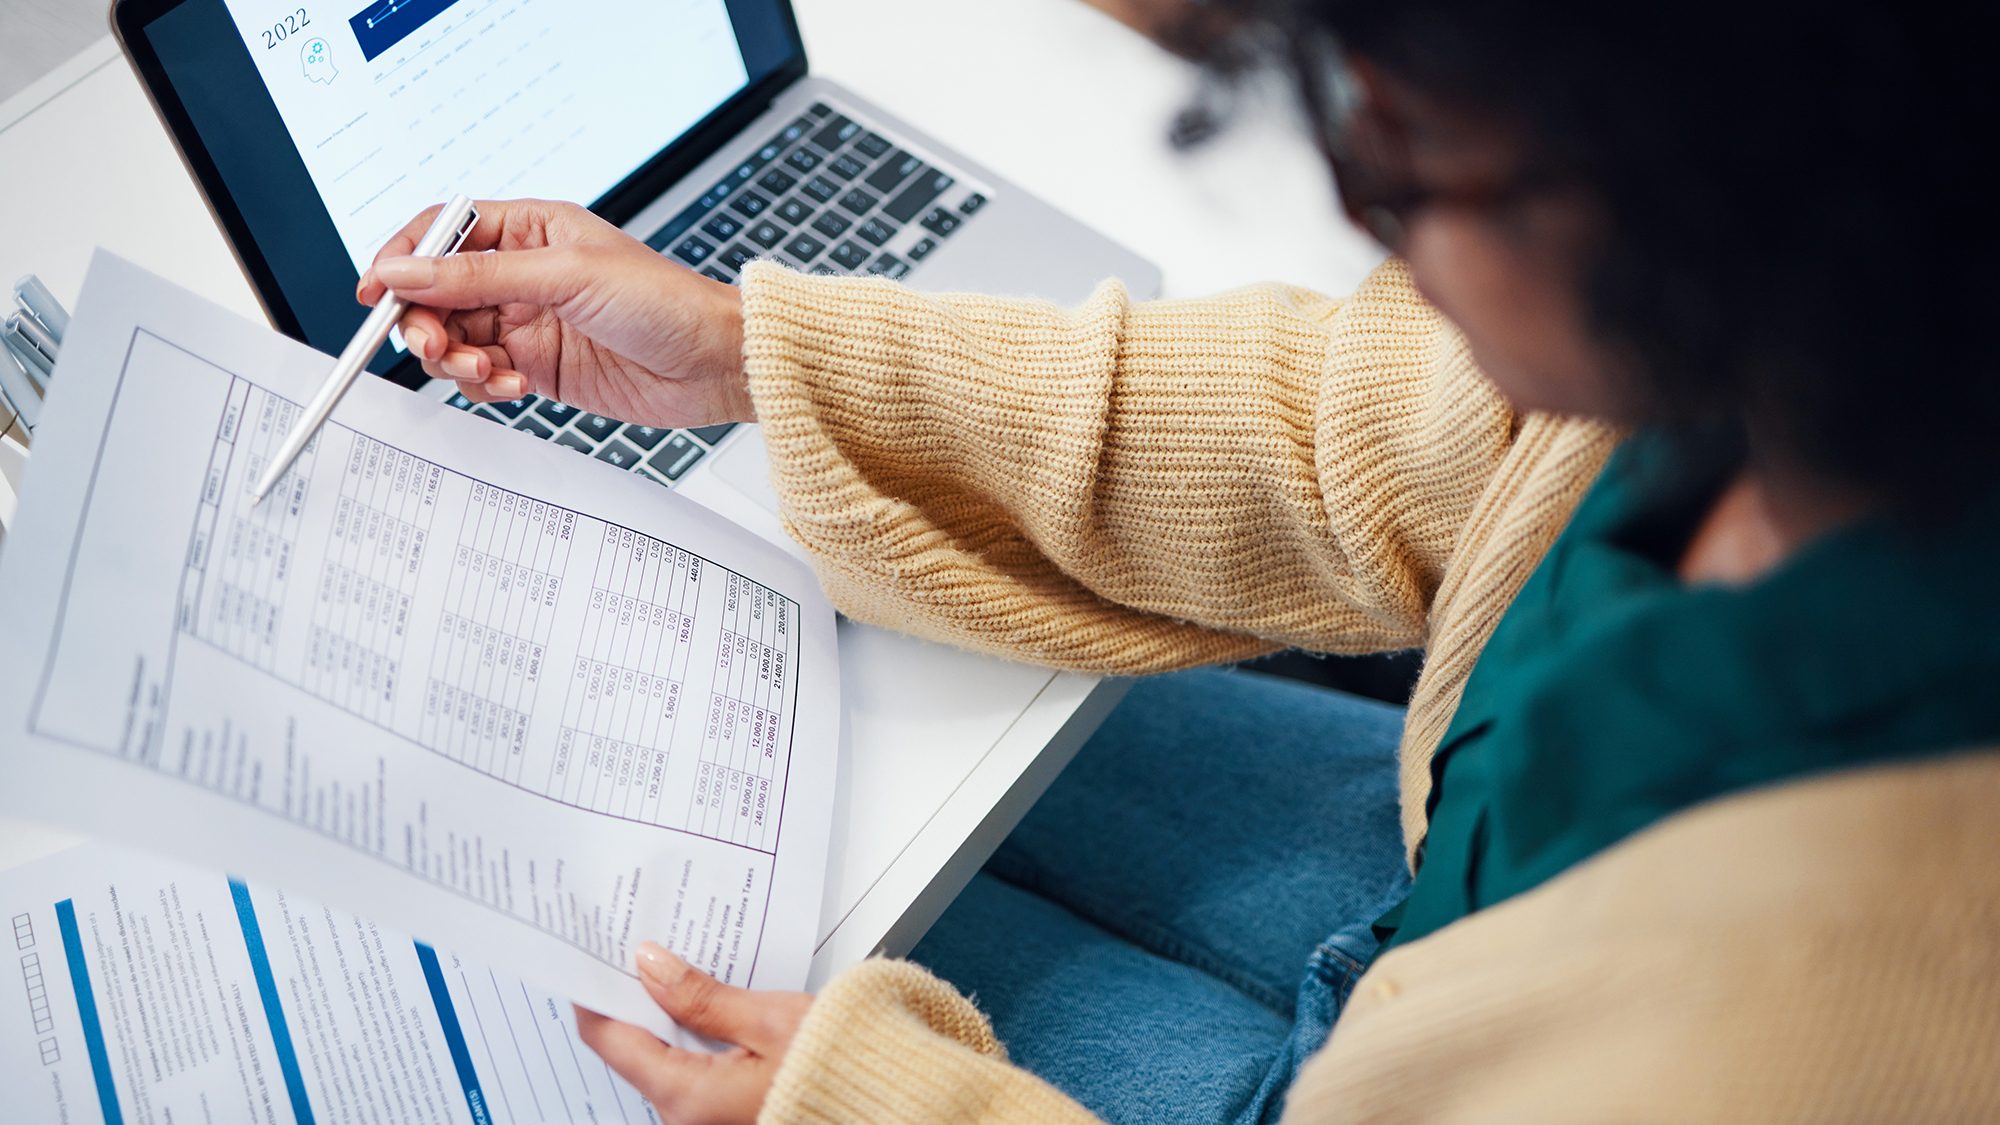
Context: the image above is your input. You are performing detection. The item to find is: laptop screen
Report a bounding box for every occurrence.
[124,0,803,383]
[222,0,752,274]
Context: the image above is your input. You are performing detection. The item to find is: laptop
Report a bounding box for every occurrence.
[112,0,1155,960]
[113,0,1158,511]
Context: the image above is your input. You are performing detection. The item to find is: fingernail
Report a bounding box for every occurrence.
[405,327,431,359]
[491,374,525,399]
[374,256,435,287]
[442,352,479,381]
[636,941,683,981]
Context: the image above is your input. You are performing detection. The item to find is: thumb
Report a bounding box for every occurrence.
[372,246,588,310]
[635,942,775,1051]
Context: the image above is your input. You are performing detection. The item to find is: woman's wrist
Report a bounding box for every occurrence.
[691,273,756,424]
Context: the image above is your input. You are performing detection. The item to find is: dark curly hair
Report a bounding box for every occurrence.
[1180,1,1997,515]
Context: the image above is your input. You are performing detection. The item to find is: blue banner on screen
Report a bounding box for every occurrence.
[349,0,463,61]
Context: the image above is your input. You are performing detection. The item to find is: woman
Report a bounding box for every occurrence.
[359,0,1999,1119]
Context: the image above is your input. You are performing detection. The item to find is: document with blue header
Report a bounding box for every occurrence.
[0,253,842,1043]
[0,841,662,1124]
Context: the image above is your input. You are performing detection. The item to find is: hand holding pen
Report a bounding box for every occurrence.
[249,194,482,505]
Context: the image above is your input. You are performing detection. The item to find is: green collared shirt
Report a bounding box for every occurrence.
[1382,432,2000,952]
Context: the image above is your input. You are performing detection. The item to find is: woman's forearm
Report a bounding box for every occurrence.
[740,259,1517,672]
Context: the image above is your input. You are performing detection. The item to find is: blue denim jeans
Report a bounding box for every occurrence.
[909,668,1411,1124]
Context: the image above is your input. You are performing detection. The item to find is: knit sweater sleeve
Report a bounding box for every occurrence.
[739,258,1513,674]
[759,960,1103,1125]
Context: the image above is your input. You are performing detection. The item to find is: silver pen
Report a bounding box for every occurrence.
[250,194,479,506]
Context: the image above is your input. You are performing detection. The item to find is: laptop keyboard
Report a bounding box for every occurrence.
[448,100,990,488]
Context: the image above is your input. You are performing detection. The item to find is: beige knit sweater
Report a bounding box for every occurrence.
[736,260,2000,1121]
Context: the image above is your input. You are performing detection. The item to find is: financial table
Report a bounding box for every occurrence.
[165,360,808,859]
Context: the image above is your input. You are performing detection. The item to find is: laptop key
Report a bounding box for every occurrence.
[594,439,643,470]
[801,175,841,203]
[865,151,924,194]
[884,172,955,223]
[647,434,709,480]
[446,392,475,410]
[960,192,988,215]
[689,422,739,445]
[624,425,670,451]
[764,119,809,152]
[854,132,893,159]
[702,266,733,283]
[830,154,868,181]
[806,102,832,119]
[728,191,773,218]
[470,406,509,423]
[774,197,812,226]
[868,254,911,280]
[746,221,787,249]
[830,241,871,271]
[810,264,840,276]
[575,413,623,443]
[757,169,797,196]
[644,193,721,252]
[785,149,822,174]
[907,236,938,261]
[485,396,530,419]
[921,208,963,237]
[718,243,757,273]
[553,429,596,454]
[702,214,744,242]
[534,399,580,425]
[811,211,852,238]
[857,217,896,246]
[784,233,827,262]
[513,415,555,439]
[838,188,878,215]
[672,236,716,265]
[808,115,858,153]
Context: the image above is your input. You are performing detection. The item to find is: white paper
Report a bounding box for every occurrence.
[0,841,662,1124]
[0,252,841,1040]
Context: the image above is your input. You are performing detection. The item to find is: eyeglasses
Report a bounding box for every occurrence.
[1298,42,1553,253]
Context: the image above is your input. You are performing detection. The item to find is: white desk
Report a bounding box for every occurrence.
[0,0,1384,986]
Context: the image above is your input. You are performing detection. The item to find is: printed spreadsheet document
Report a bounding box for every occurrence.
[0,253,841,1041]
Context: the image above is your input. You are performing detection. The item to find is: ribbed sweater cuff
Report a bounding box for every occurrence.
[759,959,1098,1125]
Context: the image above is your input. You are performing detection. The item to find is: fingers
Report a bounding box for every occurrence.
[636,943,801,1055]
[402,310,525,400]
[440,348,526,403]
[398,306,504,361]
[358,202,445,306]
[359,198,608,305]
[574,1006,709,1107]
[437,346,488,384]
[398,307,450,362]
[370,245,595,314]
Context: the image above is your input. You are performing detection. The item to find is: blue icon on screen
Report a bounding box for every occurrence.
[301,37,339,85]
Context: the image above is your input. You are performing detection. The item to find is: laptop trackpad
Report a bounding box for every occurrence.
[708,427,783,517]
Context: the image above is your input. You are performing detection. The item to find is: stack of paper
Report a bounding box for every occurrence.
[0,253,843,1110]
